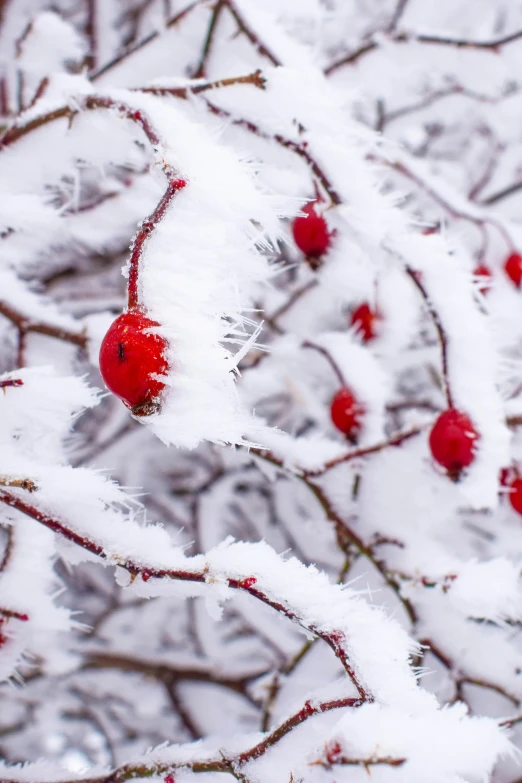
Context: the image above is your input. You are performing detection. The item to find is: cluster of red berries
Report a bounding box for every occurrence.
[99,308,168,416]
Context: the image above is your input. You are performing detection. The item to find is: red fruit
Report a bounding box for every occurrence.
[429,409,478,476]
[330,387,365,438]
[351,303,380,342]
[504,252,522,288]
[99,309,168,415]
[473,264,492,295]
[292,202,330,259]
[508,478,522,515]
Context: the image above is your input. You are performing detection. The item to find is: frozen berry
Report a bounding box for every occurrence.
[330,387,365,439]
[351,303,380,342]
[292,202,330,259]
[429,409,478,477]
[99,309,168,416]
[508,477,522,515]
[504,252,522,288]
[473,264,492,295]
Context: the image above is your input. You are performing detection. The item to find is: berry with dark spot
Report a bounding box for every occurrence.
[99,309,168,416]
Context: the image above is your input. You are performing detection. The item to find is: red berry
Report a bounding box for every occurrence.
[351,303,380,342]
[165,776,175,783]
[429,409,478,476]
[99,309,168,415]
[504,252,522,288]
[292,202,330,259]
[473,264,492,295]
[508,477,522,515]
[330,388,365,438]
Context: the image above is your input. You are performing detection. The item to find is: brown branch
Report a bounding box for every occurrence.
[302,340,346,386]
[382,84,515,128]
[0,490,373,701]
[127,178,187,309]
[205,100,342,204]
[313,754,406,769]
[166,681,202,740]
[0,526,13,573]
[0,477,36,492]
[91,0,209,81]
[373,153,513,249]
[419,638,520,707]
[222,0,280,66]
[481,180,522,206]
[193,0,226,78]
[302,426,423,477]
[405,267,453,407]
[387,0,410,31]
[326,27,522,75]
[85,0,98,71]
[0,696,362,783]
[84,651,265,705]
[139,70,266,98]
[266,280,318,326]
[0,301,87,350]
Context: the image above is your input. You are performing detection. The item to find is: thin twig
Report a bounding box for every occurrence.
[405,267,453,408]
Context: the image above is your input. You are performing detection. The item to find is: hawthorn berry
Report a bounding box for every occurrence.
[292,202,330,261]
[508,477,522,515]
[473,264,492,296]
[330,387,365,439]
[504,252,522,288]
[99,309,168,416]
[351,303,380,342]
[429,409,478,477]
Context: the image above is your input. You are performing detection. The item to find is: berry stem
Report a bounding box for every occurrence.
[302,340,346,385]
[405,266,454,409]
[127,178,187,309]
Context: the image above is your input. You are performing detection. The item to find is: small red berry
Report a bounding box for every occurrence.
[351,303,380,342]
[508,478,522,515]
[164,775,175,783]
[429,409,478,476]
[292,202,330,259]
[504,252,522,288]
[473,264,492,295]
[330,387,365,439]
[99,309,168,415]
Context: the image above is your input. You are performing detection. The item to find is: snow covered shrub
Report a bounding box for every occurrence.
[2,0,522,780]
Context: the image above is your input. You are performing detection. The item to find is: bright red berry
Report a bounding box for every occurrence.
[351,303,380,342]
[164,776,175,783]
[504,252,522,288]
[292,202,330,259]
[429,409,478,476]
[99,309,168,416]
[330,388,365,439]
[508,478,522,515]
[473,264,492,295]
